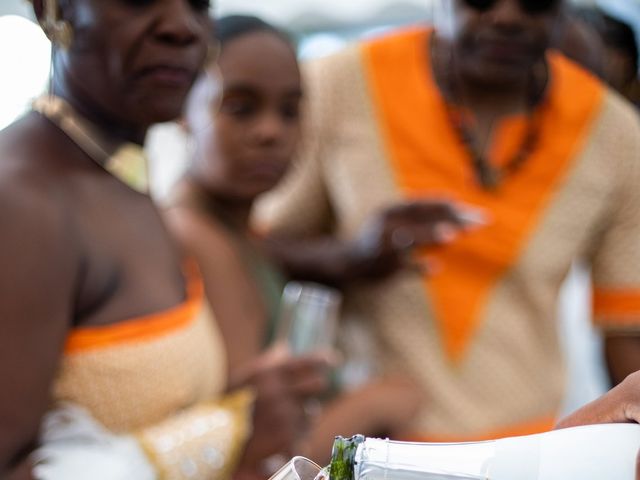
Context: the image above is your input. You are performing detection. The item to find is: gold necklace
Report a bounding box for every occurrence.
[32,95,149,194]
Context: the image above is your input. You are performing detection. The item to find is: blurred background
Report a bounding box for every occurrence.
[1,0,638,415]
[2,0,639,132]
[3,0,640,145]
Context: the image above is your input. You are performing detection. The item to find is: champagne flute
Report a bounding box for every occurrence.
[267,456,322,480]
[277,281,343,422]
[276,282,342,356]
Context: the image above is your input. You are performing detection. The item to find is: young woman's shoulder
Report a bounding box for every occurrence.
[166,203,239,259]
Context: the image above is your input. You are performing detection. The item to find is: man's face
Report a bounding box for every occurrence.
[448,0,563,86]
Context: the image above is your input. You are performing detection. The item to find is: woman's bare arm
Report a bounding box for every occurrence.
[0,177,77,474]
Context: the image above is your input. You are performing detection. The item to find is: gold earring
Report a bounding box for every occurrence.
[42,0,73,49]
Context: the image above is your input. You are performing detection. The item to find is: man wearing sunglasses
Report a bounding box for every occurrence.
[256,0,640,442]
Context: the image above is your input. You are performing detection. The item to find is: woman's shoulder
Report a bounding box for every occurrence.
[164,183,238,246]
[0,114,78,253]
[0,112,74,188]
[166,201,239,257]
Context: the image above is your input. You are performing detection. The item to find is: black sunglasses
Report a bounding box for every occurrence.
[462,0,559,14]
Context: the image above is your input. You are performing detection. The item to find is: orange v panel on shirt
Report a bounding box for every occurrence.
[363,29,605,362]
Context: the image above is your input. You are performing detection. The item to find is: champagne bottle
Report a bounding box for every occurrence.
[328,424,640,480]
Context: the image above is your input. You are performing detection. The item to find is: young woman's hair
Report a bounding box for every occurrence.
[214,15,294,48]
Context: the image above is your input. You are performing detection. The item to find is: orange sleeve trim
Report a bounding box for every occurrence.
[64,261,205,354]
[403,415,555,443]
[593,288,640,323]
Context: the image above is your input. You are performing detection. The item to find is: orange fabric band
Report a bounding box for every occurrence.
[64,262,205,354]
[404,415,556,443]
[593,288,640,323]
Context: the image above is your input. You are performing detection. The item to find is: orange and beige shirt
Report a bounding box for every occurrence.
[256,27,640,440]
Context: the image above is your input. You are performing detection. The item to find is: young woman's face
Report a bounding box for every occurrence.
[43,0,212,126]
[187,30,303,201]
[447,0,563,86]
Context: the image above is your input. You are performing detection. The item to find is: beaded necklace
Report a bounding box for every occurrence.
[432,37,549,190]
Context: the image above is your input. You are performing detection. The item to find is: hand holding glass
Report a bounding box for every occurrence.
[276,282,342,356]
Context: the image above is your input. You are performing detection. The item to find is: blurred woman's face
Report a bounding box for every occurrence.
[188,30,303,201]
[445,0,563,86]
[50,0,212,126]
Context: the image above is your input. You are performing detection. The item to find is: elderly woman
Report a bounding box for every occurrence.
[0,1,328,479]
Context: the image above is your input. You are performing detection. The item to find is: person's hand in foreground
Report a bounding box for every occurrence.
[557,371,640,480]
[557,371,640,429]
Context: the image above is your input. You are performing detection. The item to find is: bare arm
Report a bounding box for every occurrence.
[556,370,640,480]
[557,370,640,428]
[0,182,77,475]
[605,336,640,386]
[165,208,268,383]
[300,376,423,464]
[262,235,361,286]
[265,200,486,286]
[5,459,34,480]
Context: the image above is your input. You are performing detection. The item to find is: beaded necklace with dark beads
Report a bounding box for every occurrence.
[433,36,550,190]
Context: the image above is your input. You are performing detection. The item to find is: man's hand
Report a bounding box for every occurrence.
[265,199,487,287]
[557,371,640,480]
[557,371,640,429]
[346,199,487,279]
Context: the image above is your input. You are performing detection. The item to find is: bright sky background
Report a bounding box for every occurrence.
[0,15,50,131]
